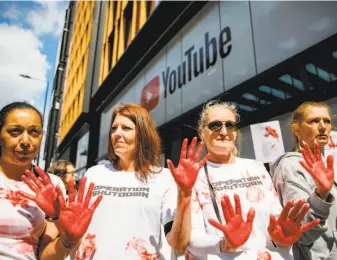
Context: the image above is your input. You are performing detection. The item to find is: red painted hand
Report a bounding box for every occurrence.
[167,137,208,196]
[57,177,102,246]
[299,142,334,197]
[268,200,320,247]
[208,194,255,251]
[19,166,59,218]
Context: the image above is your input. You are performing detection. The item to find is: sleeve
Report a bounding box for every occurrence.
[188,189,223,257]
[272,157,335,245]
[161,170,178,226]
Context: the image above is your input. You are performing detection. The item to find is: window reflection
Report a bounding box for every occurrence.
[279,74,305,91]
[305,63,337,82]
[258,85,291,99]
[76,131,89,181]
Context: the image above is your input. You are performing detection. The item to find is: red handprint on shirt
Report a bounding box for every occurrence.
[257,250,272,260]
[126,237,159,260]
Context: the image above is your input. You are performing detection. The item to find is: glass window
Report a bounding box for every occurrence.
[75,131,89,180]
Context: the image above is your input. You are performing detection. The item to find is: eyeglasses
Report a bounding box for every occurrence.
[207,120,239,132]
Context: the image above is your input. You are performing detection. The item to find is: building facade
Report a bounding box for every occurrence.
[44,1,75,170]
[49,1,337,179]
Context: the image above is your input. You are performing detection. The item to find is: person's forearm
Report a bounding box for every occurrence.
[39,236,79,260]
[316,188,330,201]
[298,191,333,245]
[167,189,191,253]
[274,169,333,246]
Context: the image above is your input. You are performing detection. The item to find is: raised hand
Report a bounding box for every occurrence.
[299,142,334,198]
[19,166,59,218]
[57,177,103,246]
[167,137,208,196]
[208,194,255,251]
[268,200,320,247]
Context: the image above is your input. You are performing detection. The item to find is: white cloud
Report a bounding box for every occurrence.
[26,1,68,37]
[0,1,68,112]
[0,2,68,168]
[0,23,49,112]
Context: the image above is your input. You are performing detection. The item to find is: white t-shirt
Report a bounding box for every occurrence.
[189,158,293,260]
[73,163,177,260]
[0,171,66,260]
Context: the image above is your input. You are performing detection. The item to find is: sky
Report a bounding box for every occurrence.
[0,0,69,168]
[0,0,69,116]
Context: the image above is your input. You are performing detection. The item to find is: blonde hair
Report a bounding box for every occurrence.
[291,101,332,152]
[198,100,240,156]
[47,160,73,178]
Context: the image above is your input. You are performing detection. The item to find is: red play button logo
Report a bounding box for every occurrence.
[140,76,159,111]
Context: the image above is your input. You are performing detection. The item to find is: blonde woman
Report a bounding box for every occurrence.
[48,160,77,194]
[271,101,336,260]
[188,100,319,260]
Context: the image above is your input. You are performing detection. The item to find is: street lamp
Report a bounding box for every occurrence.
[19,74,50,167]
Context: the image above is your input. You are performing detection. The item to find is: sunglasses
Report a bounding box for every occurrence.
[207,120,239,132]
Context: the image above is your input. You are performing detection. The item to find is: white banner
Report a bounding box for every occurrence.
[250,120,285,163]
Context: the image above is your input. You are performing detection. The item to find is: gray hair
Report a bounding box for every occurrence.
[197,100,240,156]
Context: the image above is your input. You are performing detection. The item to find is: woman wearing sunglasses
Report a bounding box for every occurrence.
[187,100,319,260]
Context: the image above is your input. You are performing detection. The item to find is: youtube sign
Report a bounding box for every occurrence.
[140,27,232,112]
[140,76,160,111]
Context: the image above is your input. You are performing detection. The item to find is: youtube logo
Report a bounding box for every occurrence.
[140,76,159,112]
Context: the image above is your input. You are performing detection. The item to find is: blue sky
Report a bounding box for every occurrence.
[0,1,69,169]
[0,0,69,117]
